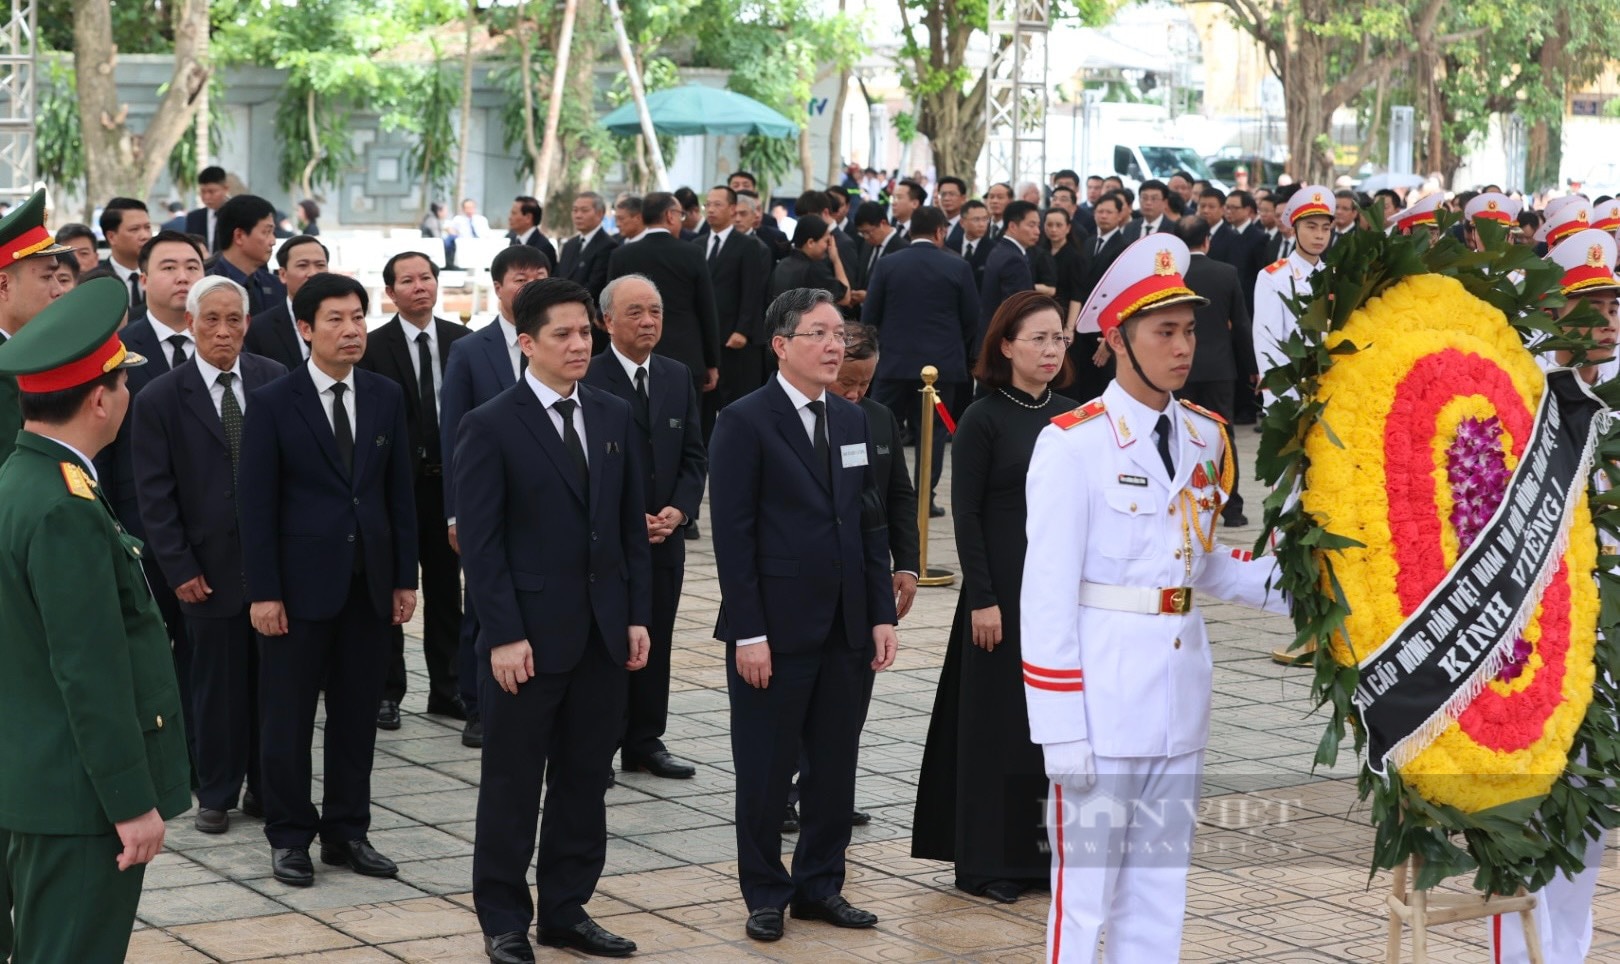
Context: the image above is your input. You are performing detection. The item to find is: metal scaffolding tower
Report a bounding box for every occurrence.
[0,0,34,200]
[986,0,1049,190]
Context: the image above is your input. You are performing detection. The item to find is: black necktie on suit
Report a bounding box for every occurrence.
[167,334,188,369]
[330,382,353,475]
[634,366,650,422]
[553,397,589,492]
[807,399,830,482]
[415,330,440,462]
[964,240,974,259]
[1154,414,1175,478]
[1094,235,1104,256]
[130,274,143,308]
[217,372,242,472]
[708,234,721,262]
[866,243,880,279]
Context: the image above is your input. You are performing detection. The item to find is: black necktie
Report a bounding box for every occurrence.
[634,365,650,421]
[708,234,721,262]
[129,273,143,307]
[217,372,242,473]
[553,398,589,492]
[1095,236,1104,255]
[415,330,440,462]
[867,243,880,278]
[330,382,353,475]
[167,334,188,370]
[1154,414,1175,479]
[964,240,974,259]
[807,399,830,481]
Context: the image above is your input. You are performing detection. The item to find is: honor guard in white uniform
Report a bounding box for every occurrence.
[1391,192,1444,238]
[1463,192,1523,253]
[1250,186,1335,395]
[1593,198,1620,243]
[1533,196,1592,251]
[1492,227,1620,964]
[1021,235,1290,963]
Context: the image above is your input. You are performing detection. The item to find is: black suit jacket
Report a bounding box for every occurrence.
[1183,253,1255,383]
[100,259,144,309]
[978,238,1035,344]
[709,378,896,654]
[700,230,772,345]
[1217,222,1269,313]
[557,230,618,301]
[1261,229,1283,266]
[453,381,652,672]
[239,365,418,621]
[860,396,919,574]
[509,227,559,269]
[862,240,979,384]
[944,220,965,253]
[768,251,847,305]
[131,353,288,617]
[245,300,304,371]
[1077,231,1128,304]
[356,315,470,470]
[583,351,708,569]
[185,207,217,250]
[959,235,993,290]
[98,316,191,537]
[607,232,721,382]
[1123,216,1174,243]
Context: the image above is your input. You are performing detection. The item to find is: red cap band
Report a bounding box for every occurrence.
[16,334,128,393]
[1560,263,1620,295]
[0,225,54,263]
[1098,274,1195,334]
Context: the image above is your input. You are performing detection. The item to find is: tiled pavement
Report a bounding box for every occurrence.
[125,440,1620,962]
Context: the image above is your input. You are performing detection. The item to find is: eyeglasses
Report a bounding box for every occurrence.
[1012,334,1073,349]
[783,329,852,346]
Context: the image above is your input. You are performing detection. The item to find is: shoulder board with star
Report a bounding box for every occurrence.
[1263,258,1289,274]
[60,462,96,500]
[1179,399,1227,425]
[1051,399,1106,431]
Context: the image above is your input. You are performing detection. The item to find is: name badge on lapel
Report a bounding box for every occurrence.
[375,435,387,447]
[840,443,868,468]
[1118,473,1149,487]
[668,418,682,429]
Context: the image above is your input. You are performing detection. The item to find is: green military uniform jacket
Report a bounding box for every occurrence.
[0,431,190,835]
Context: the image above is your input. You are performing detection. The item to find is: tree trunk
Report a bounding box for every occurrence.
[534,0,578,203]
[607,0,669,191]
[1281,29,1331,184]
[514,3,543,195]
[798,124,814,189]
[299,88,321,201]
[454,0,476,204]
[546,0,601,230]
[74,0,209,202]
[825,0,849,186]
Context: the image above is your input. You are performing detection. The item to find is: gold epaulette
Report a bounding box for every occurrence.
[60,462,95,500]
[1051,399,1106,430]
[1179,398,1227,424]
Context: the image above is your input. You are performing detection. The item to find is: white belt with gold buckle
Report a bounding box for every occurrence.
[1077,582,1194,615]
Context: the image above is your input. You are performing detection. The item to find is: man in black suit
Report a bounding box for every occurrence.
[1177,216,1254,527]
[1123,179,1174,241]
[1067,191,1131,397]
[1258,194,1285,265]
[978,199,1039,347]
[557,192,617,302]
[240,273,418,888]
[506,195,558,269]
[132,275,287,835]
[207,194,286,317]
[186,165,231,251]
[709,287,899,943]
[958,200,993,289]
[244,235,329,370]
[851,201,903,290]
[1215,190,1268,314]
[98,198,152,310]
[862,207,977,512]
[440,244,551,748]
[358,252,469,729]
[936,176,967,252]
[607,191,721,426]
[585,274,708,781]
[1072,174,1101,235]
[737,190,790,261]
[698,185,772,410]
[457,279,651,963]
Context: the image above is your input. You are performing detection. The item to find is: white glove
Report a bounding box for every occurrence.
[1043,739,1096,790]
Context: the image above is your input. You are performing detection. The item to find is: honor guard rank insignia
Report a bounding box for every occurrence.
[1179,398,1227,424]
[60,461,95,500]
[1051,399,1106,430]
[1264,258,1289,273]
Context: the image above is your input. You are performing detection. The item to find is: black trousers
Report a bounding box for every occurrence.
[1180,378,1245,518]
[457,588,481,721]
[872,377,956,502]
[473,630,625,936]
[621,564,682,761]
[146,556,196,776]
[187,608,260,811]
[258,573,389,849]
[728,618,870,911]
[384,471,462,706]
[719,344,765,410]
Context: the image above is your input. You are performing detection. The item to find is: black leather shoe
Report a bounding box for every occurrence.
[376,700,402,730]
[484,931,535,964]
[426,696,468,721]
[462,717,484,748]
[240,790,263,819]
[685,522,701,541]
[781,803,800,834]
[538,918,637,957]
[929,502,946,518]
[622,750,696,779]
[271,847,314,887]
[1222,512,1249,528]
[745,907,784,941]
[790,894,877,928]
[607,767,616,788]
[980,880,1023,904]
[851,808,871,827]
[195,808,229,834]
[319,838,398,878]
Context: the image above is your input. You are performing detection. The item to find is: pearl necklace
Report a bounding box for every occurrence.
[999,386,1052,410]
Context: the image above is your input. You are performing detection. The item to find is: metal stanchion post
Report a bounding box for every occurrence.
[916,365,957,587]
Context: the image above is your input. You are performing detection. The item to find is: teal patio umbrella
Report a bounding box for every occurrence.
[598,85,799,138]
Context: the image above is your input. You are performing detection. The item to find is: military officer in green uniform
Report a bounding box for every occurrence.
[0,277,192,962]
[0,188,74,465]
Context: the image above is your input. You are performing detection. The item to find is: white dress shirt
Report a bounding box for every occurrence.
[450,214,491,239]
[206,208,218,250]
[641,227,672,239]
[705,225,733,258]
[402,318,443,396]
[610,343,652,396]
[40,435,98,482]
[107,256,143,300]
[306,360,357,435]
[194,353,246,418]
[497,316,522,381]
[523,370,589,463]
[285,297,309,359]
[148,318,195,365]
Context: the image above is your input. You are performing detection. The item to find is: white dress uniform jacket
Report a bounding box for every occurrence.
[1250,250,1324,393]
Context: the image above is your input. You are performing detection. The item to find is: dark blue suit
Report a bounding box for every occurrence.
[455,379,651,937]
[185,207,216,250]
[709,376,896,911]
[439,319,520,718]
[977,237,1035,348]
[583,351,708,762]
[238,363,418,850]
[131,353,286,812]
[244,299,304,371]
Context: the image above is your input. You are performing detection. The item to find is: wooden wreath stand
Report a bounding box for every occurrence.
[1384,854,1543,963]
